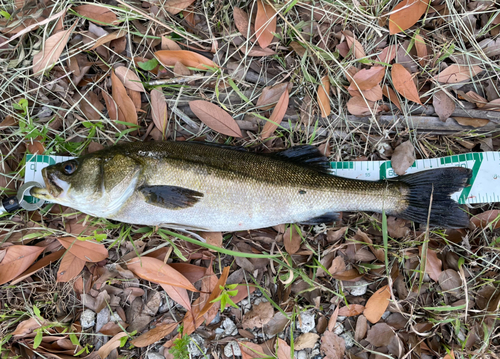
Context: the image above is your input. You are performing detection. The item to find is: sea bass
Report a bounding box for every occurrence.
[32,141,472,231]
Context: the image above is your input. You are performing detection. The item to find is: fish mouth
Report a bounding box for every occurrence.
[31,168,65,200]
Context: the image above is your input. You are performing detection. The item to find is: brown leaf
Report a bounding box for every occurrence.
[238,341,268,359]
[151,89,168,135]
[173,61,191,76]
[320,331,345,359]
[389,0,429,34]
[127,257,198,291]
[200,264,220,323]
[328,256,346,276]
[434,64,483,84]
[343,32,366,59]
[255,0,277,49]
[111,70,138,126]
[331,268,363,281]
[346,96,379,116]
[377,45,397,63]
[75,5,118,25]
[0,245,45,285]
[433,90,455,121]
[164,0,196,15]
[366,323,395,346]
[349,85,383,102]
[454,117,490,128]
[283,226,301,255]
[420,246,442,282]
[414,34,427,66]
[155,50,217,70]
[277,338,292,359]
[382,85,402,110]
[12,317,46,337]
[242,301,274,329]
[354,315,368,341]
[295,333,320,350]
[33,24,76,74]
[11,249,65,285]
[387,217,410,238]
[257,83,289,109]
[114,66,146,92]
[471,210,500,229]
[57,252,86,282]
[199,232,223,248]
[364,285,391,324]
[197,266,230,319]
[261,87,289,139]
[57,237,108,262]
[97,332,127,359]
[169,263,207,284]
[391,140,414,175]
[189,100,242,137]
[317,76,331,118]
[131,322,177,347]
[444,350,455,359]
[102,90,118,121]
[234,7,253,41]
[391,63,422,104]
[438,269,462,295]
[338,304,365,317]
[348,66,385,91]
[160,283,191,311]
[161,37,182,50]
[89,29,126,50]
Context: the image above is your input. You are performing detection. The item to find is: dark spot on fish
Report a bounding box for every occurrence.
[299,190,306,195]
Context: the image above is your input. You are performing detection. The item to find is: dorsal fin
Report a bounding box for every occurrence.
[271,145,331,174]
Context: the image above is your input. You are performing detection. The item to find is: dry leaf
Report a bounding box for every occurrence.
[355,315,368,341]
[338,304,365,316]
[364,285,391,323]
[160,283,191,311]
[131,322,177,347]
[434,65,483,84]
[114,66,146,92]
[97,332,127,359]
[377,45,397,63]
[382,85,402,110]
[349,85,383,102]
[242,301,274,329]
[155,50,217,70]
[433,89,455,121]
[200,264,220,324]
[389,0,429,34]
[391,63,422,104]
[343,32,366,59]
[173,61,191,76]
[89,29,126,51]
[111,70,138,126]
[161,37,182,50]
[391,140,414,175]
[261,87,289,139]
[347,96,379,116]
[0,245,45,285]
[238,341,268,359]
[283,225,301,255]
[366,323,395,346]
[387,217,410,238]
[295,333,319,350]
[444,350,455,359]
[197,266,230,319]
[257,83,289,109]
[414,34,427,66]
[348,66,385,91]
[277,338,292,359]
[11,249,65,285]
[151,89,168,135]
[438,269,462,295]
[189,100,243,137]
[454,117,490,128]
[320,331,345,359]
[421,246,442,282]
[234,7,253,40]
[328,256,346,275]
[57,237,108,262]
[33,24,75,74]
[164,0,196,15]
[471,210,500,229]
[102,90,118,121]
[12,317,46,336]
[75,5,117,25]
[317,76,331,118]
[169,263,207,284]
[57,252,86,282]
[200,232,223,248]
[255,0,277,49]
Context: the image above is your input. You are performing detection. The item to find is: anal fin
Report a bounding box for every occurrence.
[301,212,341,225]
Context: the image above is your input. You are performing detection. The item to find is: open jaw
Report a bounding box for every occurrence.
[31,168,68,200]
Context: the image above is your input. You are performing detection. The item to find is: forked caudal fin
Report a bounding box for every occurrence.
[392,167,472,229]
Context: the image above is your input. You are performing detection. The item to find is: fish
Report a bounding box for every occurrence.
[31,141,472,231]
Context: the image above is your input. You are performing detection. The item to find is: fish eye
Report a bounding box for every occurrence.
[63,161,77,175]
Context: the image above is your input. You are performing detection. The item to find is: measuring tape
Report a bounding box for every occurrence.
[24,152,499,205]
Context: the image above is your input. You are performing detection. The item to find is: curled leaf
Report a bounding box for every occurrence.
[317,76,331,118]
[155,50,217,70]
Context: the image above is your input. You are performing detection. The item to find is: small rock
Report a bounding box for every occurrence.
[210,312,221,325]
[297,311,315,333]
[333,322,344,335]
[110,312,121,322]
[96,307,110,333]
[222,317,238,336]
[81,309,96,329]
[147,352,164,359]
[341,332,355,349]
[215,328,224,335]
[188,333,206,357]
[296,350,307,359]
[344,280,369,296]
[337,315,346,322]
[224,341,241,357]
[381,311,391,320]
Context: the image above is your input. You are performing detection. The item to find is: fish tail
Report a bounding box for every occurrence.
[393,167,472,228]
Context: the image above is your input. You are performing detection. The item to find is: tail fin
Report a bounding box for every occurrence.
[391,167,472,228]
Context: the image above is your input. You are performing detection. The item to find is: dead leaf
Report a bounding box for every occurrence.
[151,89,168,135]
[347,96,379,116]
[173,61,191,76]
[161,37,182,50]
[127,257,198,291]
[343,32,366,59]
[257,83,289,109]
[355,315,368,341]
[199,264,220,324]
[12,317,46,336]
[57,237,108,262]
[200,232,223,248]
[320,331,345,359]
[75,5,117,25]
[155,50,217,70]
[414,34,427,66]
[438,269,462,295]
[471,210,500,229]
[89,29,126,50]
[391,64,422,104]
[454,117,490,128]
[57,252,86,282]
[33,24,76,75]
[389,0,429,34]
[242,301,274,329]
[238,341,268,359]
[283,226,301,255]
[164,0,196,15]
[348,66,385,91]
[255,0,276,49]
[102,90,118,121]
[169,263,207,284]
[328,256,346,276]
[11,249,65,285]
[387,217,410,238]
[366,323,395,346]
[295,333,319,350]
[377,45,397,63]
[444,350,455,359]
[114,66,145,92]
[433,90,455,121]
[0,245,45,285]
[197,266,230,319]
[317,76,331,118]
[277,338,292,359]
[382,85,402,110]
[111,69,138,126]
[234,7,253,41]
[434,64,483,84]
[131,322,177,347]
[391,140,414,175]
[364,285,391,323]
[349,85,383,102]
[420,246,442,282]
[160,283,191,311]
[261,87,289,139]
[97,332,127,359]
[338,304,365,316]
[189,100,243,137]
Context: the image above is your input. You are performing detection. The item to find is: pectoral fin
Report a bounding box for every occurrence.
[139,185,204,209]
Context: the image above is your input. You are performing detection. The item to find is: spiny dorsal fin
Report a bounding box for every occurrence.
[271,145,331,174]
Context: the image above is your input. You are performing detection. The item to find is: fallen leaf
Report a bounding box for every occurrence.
[382,85,402,110]
[102,90,118,121]
[471,210,500,229]
[338,304,365,317]
[155,50,217,70]
[434,64,483,84]
[295,333,319,350]
[200,232,223,248]
[189,100,243,137]
[97,332,127,359]
[57,251,86,282]
[114,66,146,92]
[459,90,488,107]
[161,37,182,50]
[433,89,455,121]
[343,32,366,59]
[391,63,422,104]
[257,83,289,109]
[348,66,385,91]
[454,117,490,128]
[151,89,168,135]
[283,225,301,255]
[349,85,383,102]
[0,245,45,285]
[331,268,363,281]
[199,263,220,324]
[169,263,207,284]
[238,341,268,359]
[89,29,126,51]
[320,331,345,359]
[261,87,289,139]
[414,34,427,66]
[444,350,455,359]
[173,61,191,76]
[438,269,462,295]
[391,140,414,175]
[255,0,277,49]
[277,338,292,359]
[317,76,331,118]
[131,322,177,347]
[160,283,191,311]
[111,69,138,126]
[328,256,346,276]
[164,0,196,14]
[75,5,117,25]
[11,249,65,285]
[377,45,397,63]
[57,237,108,262]
[242,301,274,329]
[347,96,379,116]
[354,315,368,341]
[127,257,198,291]
[389,0,429,34]
[12,317,46,336]
[33,24,76,75]
[420,246,442,282]
[387,217,410,238]
[197,266,230,319]
[364,285,391,323]
[366,323,395,346]
[234,7,253,40]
